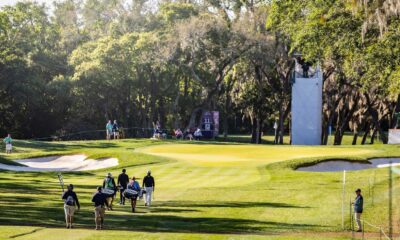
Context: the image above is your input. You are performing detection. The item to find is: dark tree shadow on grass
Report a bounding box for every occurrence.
[0,199,319,235]
[0,207,324,234]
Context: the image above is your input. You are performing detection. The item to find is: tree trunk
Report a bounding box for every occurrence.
[223,85,231,140]
[361,123,370,145]
[334,94,359,145]
[352,131,358,145]
[364,93,388,144]
[223,113,228,140]
[150,70,157,122]
[251,116,257,143]
[370,127,377,144]
[277,101,290,144]
[187,107,203,130]
[391,94,400,128]
[255,117,262,144]
[322,114,334,145]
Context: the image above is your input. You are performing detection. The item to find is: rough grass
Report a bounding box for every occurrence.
[0,136,399,240]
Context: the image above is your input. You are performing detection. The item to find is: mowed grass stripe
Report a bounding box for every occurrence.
[138,144,379,167]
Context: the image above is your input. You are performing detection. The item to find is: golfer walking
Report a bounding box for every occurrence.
[354,189,364,232]
[142,170,155,207]
[62,184,80,229]
[92,187,109,230]
[117,169,129,205]
[102,173,117,210]
[127,176,141,212]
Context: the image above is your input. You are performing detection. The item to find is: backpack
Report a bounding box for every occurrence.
[65,195,75,206]
[105,178,114,189]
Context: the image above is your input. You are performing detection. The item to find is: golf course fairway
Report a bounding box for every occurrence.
[0,139,399,240]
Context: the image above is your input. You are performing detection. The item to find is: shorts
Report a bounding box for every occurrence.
[94,205,105,218]
[5,144,12,151]
[107,129,112,135]
[64,204,75,216]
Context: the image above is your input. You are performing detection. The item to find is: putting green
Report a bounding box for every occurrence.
[138,144,380,166]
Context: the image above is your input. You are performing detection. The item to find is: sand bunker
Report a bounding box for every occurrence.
[297,158,400,172]
[0,154,118,172]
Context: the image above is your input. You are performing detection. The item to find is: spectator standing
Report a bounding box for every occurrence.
[3,134,12,154]
[106,120,113,140]
[112,120,120,139]
[353,189,364,232]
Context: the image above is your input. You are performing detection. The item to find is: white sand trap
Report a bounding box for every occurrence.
[0,154,118,172]
[297,158,400,172]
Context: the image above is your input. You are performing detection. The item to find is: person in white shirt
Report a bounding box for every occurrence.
[194,128,202,140]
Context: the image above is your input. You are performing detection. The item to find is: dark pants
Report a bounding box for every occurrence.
[120,187,126,204]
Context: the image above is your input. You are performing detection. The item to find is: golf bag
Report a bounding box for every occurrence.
[124,189,139,199]
[102,188,115,198]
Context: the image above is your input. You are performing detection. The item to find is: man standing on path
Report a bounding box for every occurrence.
[3,134,12,154]
[354,189,364,232]
[142,170,155,207]
[117,169,129,205]
[62,184,80,229]
[92,187,109,230]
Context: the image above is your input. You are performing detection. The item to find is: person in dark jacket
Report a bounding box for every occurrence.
[62,184,80,229]
[142,170,155,207]
[112,120,120,139]
[353,189,364,232]
[92,187,109,230]
[117,169,129,205]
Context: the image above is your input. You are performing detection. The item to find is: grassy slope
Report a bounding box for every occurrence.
[0,136,399,240]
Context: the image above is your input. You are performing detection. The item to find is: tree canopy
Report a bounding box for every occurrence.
[0,0,399,145]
